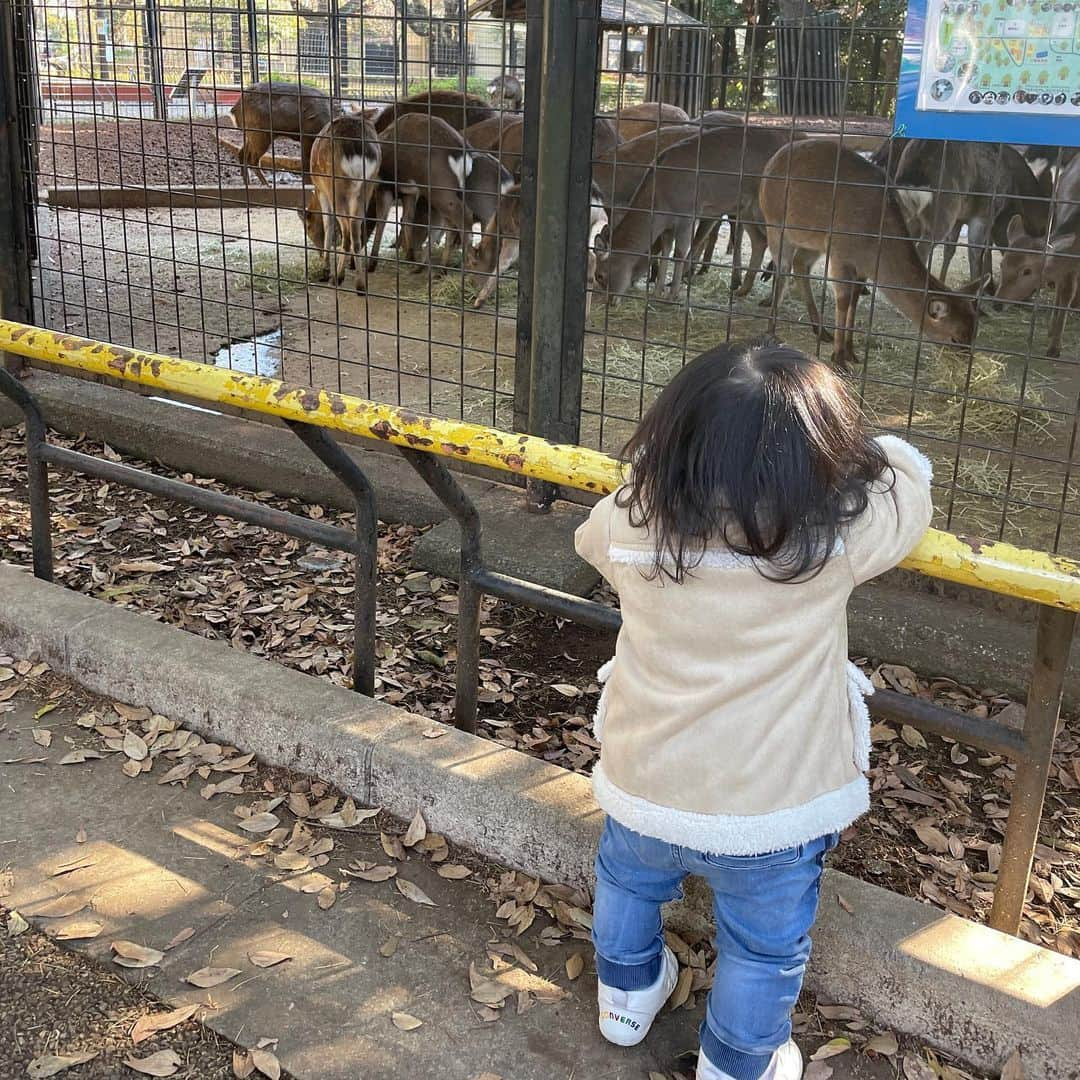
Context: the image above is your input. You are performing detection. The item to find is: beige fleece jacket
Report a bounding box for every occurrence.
[573,435,934,855]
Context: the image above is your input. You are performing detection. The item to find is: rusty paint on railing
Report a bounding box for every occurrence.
[3,319,1079,612]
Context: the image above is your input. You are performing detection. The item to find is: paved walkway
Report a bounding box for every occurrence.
[1,692,899,1079]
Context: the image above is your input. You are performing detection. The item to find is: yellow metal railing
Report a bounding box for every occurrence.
[2,318,1080,613]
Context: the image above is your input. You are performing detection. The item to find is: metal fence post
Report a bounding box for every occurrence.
[246,0,259,82]
[142,0,167,120]
[0,0,35,375]
[514,0,599,512]
[989,605,1076,935]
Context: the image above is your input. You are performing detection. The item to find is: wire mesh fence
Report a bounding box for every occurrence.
[7,0,1080,556]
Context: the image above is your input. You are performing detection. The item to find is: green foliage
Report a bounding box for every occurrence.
[406,77,490,97]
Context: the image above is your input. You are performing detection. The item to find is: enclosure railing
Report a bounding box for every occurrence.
[0,317,1076,940]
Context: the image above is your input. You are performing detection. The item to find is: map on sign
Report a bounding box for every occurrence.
[915,0,1080,117]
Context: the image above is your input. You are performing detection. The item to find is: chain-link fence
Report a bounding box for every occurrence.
[6,0,1079,555]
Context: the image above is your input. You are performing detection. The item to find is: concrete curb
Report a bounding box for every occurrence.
[2,369,1071,705]
[1,564,1078,1079]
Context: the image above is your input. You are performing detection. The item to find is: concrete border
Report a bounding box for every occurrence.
[1,564,1077,1079]
[2,369,1070,705]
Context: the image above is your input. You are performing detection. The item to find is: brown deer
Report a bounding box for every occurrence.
[373,89,495,134]
[597,126,795,302]
[221,80,333,185]
[460,115,619,180]
[298,114,381,293]
[613,101,691,142]
[759,141,986,370]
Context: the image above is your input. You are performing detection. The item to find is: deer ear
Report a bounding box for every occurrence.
[957,273,993,295]
[926,297,950,321]
[1006,213,1026,247]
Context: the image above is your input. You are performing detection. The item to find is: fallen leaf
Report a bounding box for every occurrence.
[901,725,928,750]
[111,940,164,968]
[1000,1050,1026,1080]
[75,827,87,844]
[233,1050,255,1078]
[32,727,52,748]
[131,1004,201,1044]
[342,863,397,882]
[123,729,149,761]
[816,1005,862,1021]
[811,1038,852,1061]
[391,1011,423,1031]
[33,702,58,720]
[381,832,406,860]
[914,822,950,854]
[158,761,196,785]
[27,1052,100,1078]
[28,894,86,918]
[317,886,338,910]
[380,935,402,957]
[865,1031,899,1056]
[565,953,585,980]
[669,966,692,1009]
[7,910,29,936]
[902,1055,937,1080]
[117,560,171,574]
[59,748,103,765]
[238,812,280,834]
[422,726,446,739]
[124,1049,182,1076]
[185,966,241,988]
[402,809,427,848]
[437,864,472,880]
[52,921,103,941]
[251,1049,281,1080]
[396,878,436,906]
[164,927,195,950]
[552,683,581,698]
[249,950,292,968]
[836,893,854,915]
[273,851,311,873]
[121,759,143,779]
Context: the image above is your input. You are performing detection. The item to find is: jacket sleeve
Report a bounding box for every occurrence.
[845,435,934,586]
[574,491,618,582]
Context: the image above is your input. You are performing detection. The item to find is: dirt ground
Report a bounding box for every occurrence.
[1,428,1077,963]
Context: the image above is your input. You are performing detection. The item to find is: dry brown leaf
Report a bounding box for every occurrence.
[233,1050,255,1079]
[111,940,164,968]
[343,864,397,882]
[914,822,950,854]
[273,851,311,873]
[901,725,928,750]
[75,827,87,844]
[381,832,406,860]
[249,950,292,968]
[131,1004,201,1044]
[836,893,854,915]
[865,1031,899,1056]
[396,878,437,906]
[669,966,692,1010]
[158,761,196,786]
[251,1048,281,1080]
[185,966,241,988]
[1000,1050,1026,1080]
[123,729,149,761]
[402,809,427,848]
[124,1049,182,1076]
[52,921,103,941]
[28,894,87,918]
[307,838,334,858]
[164,927,195,951]
[27,1052,100,1078]
[379,935,402,958]
[565,953,585,980]
[391,1011,424,1031]
[422,726,446,739]
[811,1038,851,1061]
[317,885,338,910]
[817,1004,862,1021]
[7,910,29,936]
[238,812,280,834]
[32,727,52,748]
[121,759,143,779]
[59,748,104,765]
[437,864,472,880]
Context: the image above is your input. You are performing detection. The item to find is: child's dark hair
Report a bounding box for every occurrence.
[617,339,890,583]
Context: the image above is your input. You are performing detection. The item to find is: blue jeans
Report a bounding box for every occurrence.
[593,817,837,1080]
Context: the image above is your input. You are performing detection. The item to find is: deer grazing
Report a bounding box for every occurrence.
[221,80,333,185]
[995,155,1080,358]
[298,114,381,293]
[598,125,794,301]
[759,141,985,369]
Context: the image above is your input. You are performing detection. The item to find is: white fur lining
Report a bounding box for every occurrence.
[608,540,844,569]
[846,661,875,773]
[875,434,934,485]
[592,657,615,742]
[592,762,869,856]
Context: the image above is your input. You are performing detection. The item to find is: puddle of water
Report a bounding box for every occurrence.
[210,329,283,377]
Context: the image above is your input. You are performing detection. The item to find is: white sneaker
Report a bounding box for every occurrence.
[696,1038,803,1080]
[597,945,679,1047]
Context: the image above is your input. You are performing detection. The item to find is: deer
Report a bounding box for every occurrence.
[461,115,619,180]
[373,89,495,134]
[612,101,691,142]
[465,181,608,313]
[759,140,986,370]
[487,74,523,111]
[298,114,381,293]
[220,80,333,185]
[995,155,1080,358]
[597,125,795,303]
[891,139,1052,285]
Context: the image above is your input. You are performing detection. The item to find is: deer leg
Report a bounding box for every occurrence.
[348,186,369,294]
[366,189,393,273]
[473,237,518,308]
[241,133,272,187]
[734,223,767,298]
[794,248,830,342]
[1046,273,1078,359]
[765,227,793,332]
[690,219,720,277]
[829,261,861,370]
[312,188,334,283]
[665,220,695,301]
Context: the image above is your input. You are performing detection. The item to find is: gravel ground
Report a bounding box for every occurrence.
[0,908,242,1079]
